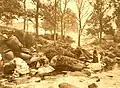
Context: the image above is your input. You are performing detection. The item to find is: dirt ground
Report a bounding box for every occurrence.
[1,66,120,88]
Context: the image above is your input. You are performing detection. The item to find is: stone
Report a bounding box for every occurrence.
[102,56,116,71]
[19,53,32,60]
[81,69,91,76]
[37,65,55,75]
[11,58,30,75]
[88,83,98,88]
[29,69,37,76]
[6,35,23,52]
[116,43,120,50]
[21,48,31,54]
[3,50,14,62]
[59,82,78,88]
[107,52,116,58]
[3,63,16,74]
[50,55,85,71]
[87,63,105,72]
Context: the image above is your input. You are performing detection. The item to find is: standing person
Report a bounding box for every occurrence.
[93,47,98,63]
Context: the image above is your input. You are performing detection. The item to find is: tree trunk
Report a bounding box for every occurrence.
[35,2,39,37]
[54,0,57,45]
[61,17,64,41]
[78,9,81,47]
[26,19,28,34]
[23,0,26,47]
[78,29,81,46]
[63,21,66,37]
[99,18,103,45]
[23,0,26,31]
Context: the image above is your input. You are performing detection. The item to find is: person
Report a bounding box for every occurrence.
[93,47,98,63]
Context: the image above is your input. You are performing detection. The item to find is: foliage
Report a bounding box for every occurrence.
[63,8,78,32]
[38,1,61,28]
[0,0,23,24]
[87,15,115,36]
[86,0,114,38]
[41,7,78,33]
[111,0,120,28]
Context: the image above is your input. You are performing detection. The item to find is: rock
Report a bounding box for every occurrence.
[115,57,120,67]
[109,46,114,51]
[30,53,49,68]
[19,53,32,60]
[59,82,78,88]
[101,40,115,50]
[29,69,38,76]
[81,69,91,76]
[39,55,49,66]
[6,35,23,52]
[37,65,55,75]
[87,63,105,72]
[114,30,120,43]
[27,77,41,83]
[67,71,87,76]
[73,47,82,58]
[50,55,85,71]
[0,45,10,54]
[36,36,49,45]
[102,56,116,71]
[103,34,114,40]
[44,48,58,60]
[116,43,120,50]
[24,33,35,48]
[21,48,31,54]
[14,76,30,84]
[96,78,100,82]
[88,83,98,88]
[3,62,16,74]
[3,50,14,62]
[14,30,35,48]
[107,52,116,58]
[11,58,30,75]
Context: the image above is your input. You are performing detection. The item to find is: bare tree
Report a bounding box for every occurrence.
[59,0,71,40]
[54,0,57,45]
[23,0,26,31]
[75,0,93,46]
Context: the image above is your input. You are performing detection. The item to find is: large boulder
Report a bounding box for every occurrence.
[11,58,30,75]
[5,35,23,52]
[102,56,117,71]
[14,30,35,48]
[3,50,14,63]
[87,63,105,72]
[37,65,55,75]
[50,55,85,71]
[19,53,32,60]
[43,44,75,61]
[4,62,16,74]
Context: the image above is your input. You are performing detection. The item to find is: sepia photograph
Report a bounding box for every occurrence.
[0,0,120,88]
